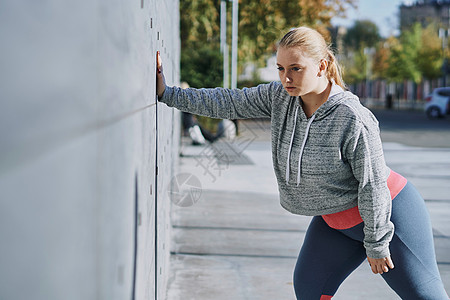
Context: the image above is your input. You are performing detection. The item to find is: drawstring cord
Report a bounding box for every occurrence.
[296,114,316,186]
[285,106,299,184]
[285,106,316,186]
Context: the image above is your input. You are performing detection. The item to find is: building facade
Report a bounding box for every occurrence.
[400,0,450,30]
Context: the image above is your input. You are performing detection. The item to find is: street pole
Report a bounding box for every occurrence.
[231,0,238,89]
[220,0,229,88]
[439,28,448,86]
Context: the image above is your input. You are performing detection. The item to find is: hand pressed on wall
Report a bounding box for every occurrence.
[156,51,166,99]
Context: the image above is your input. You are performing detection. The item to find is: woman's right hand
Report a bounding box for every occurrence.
[156,51,166,99]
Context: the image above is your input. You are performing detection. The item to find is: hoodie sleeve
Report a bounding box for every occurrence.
[345,119,394,259]
[158,82,278,119]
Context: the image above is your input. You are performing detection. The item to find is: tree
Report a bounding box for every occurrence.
[341,20,381,84]
[180,0,220,49]
[372,40,391,79]
[180,0,357,70]
[343,20,381,50]
[238,0,357,66]
[417,23,443,79]
[342,48,367,84]
[180,45,223,88]
[386,23,422,83]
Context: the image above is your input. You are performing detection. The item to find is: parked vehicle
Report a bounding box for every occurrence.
[425,87,450,119]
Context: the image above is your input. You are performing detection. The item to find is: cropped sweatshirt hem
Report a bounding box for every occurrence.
[322,169,407,230]
[159,82,394,259]
[280,198,358,216]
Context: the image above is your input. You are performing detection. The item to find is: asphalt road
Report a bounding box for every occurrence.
[372,109,450,148]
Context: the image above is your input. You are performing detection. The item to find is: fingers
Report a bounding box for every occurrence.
[156,50,166,98]
[156,51,162,74]
[386,256,395,270]
[368,256,395,275]
[370,262,384,274]
[373,262,385,274]
[370,262,378,274]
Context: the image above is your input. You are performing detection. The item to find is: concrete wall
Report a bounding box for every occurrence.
[0,1,179,299]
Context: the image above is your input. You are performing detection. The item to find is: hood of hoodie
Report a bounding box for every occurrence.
[296,84,358,122]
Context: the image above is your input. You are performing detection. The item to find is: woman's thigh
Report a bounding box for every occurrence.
[294,216,366,299]
[338,182,448,299]
[381,182,448,299]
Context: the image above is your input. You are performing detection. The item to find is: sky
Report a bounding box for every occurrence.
[331,0,410,37]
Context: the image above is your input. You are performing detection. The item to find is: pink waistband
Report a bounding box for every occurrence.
[322,170,407,230]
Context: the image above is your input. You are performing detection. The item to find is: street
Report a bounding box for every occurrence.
[167,108,450,300]
[373,108,450,148]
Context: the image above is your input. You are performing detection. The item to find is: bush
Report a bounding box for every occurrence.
[181,44,223,88]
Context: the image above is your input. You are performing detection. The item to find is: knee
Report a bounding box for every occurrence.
[293,269,328,299]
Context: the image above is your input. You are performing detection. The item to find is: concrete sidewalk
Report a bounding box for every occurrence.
[166,119,450,300]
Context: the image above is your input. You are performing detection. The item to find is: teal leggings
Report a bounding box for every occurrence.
[294,182,449,299]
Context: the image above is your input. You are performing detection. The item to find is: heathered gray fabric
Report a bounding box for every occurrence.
[159,82,394,258]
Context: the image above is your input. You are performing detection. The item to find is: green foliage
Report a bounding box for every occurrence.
[372,41,391,79]
[343,48,367,84]
[385,23,443,83]
[180,0,220,48]
[238,0,357,66]
[344,20,381,50]
[341,20,381,84]
[417,24,443,79]
[180,0,357,71]
[180,45,223,88]
[342,20,444,83]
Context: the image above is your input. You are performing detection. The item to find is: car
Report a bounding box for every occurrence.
[424,87,450,119]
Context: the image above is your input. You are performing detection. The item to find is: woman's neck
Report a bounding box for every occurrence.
[301,80,332,118]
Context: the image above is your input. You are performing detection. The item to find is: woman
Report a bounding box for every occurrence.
[156,27,448,299]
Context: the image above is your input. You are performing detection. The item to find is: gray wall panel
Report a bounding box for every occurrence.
[0,0,180,299]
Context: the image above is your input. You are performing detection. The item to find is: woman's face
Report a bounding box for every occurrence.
[276,46,324,97]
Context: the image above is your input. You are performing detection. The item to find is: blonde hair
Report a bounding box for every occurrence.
[279,27,346,89]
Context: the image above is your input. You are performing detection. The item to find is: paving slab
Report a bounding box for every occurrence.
[166,120,450,300]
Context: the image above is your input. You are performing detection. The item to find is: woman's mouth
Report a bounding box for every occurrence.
[285,87,296,92]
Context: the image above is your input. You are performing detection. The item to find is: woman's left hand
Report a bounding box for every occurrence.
[367,256,394,274]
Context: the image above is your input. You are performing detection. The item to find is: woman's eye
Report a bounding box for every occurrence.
[292,67,301,71]
[277,67,284,71]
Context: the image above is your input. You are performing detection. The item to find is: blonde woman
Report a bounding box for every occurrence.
[156,27,448,299]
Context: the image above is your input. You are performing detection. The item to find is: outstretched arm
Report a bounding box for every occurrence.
[155,51,275,120]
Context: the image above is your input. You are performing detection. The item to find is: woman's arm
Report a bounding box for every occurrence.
[156,51,275,119]
[344,119,395,273]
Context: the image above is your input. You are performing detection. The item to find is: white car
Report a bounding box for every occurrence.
[425,87,450,119]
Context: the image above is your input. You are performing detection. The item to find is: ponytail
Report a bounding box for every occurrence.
[326,49,346,89]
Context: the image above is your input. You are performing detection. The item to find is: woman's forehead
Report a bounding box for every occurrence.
[277,47,311,65]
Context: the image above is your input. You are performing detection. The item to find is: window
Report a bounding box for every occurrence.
[437,88,450,97]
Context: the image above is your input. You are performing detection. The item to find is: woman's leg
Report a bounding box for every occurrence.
[294,216,366,299]
[337,182,448,299]
[380,182,448,299]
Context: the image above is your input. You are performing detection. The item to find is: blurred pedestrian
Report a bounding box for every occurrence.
[156,27,448,299]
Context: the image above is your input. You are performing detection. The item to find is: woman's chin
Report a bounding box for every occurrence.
[285,89,301,96]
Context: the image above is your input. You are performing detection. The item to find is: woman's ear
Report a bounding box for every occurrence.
[318,59,328,77]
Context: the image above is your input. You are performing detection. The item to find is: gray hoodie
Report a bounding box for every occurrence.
[159,81,394,259]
